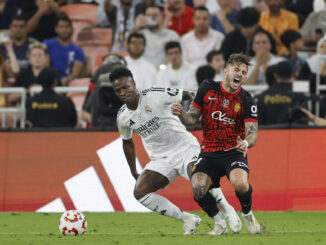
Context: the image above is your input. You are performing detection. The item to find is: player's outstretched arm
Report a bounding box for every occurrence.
[171,103,202,126]
[122,139,139,180]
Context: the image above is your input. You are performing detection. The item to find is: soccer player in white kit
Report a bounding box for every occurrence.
[110,67,241,235]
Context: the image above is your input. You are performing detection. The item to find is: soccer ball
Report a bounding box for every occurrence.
[58,210,87,236]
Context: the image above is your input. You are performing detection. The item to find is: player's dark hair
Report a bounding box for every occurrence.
[274,61,293,80]
[194,5,210,14]
[226,53,251,68]
[237,7,260,27]
[206,50,223,63]
[127,32,146,46]
[109,67,134,83]
[280,29,302,49]
[165,41,181,53]
[196,65,215,85]
[11,15,26,24]
[56,12,73,27]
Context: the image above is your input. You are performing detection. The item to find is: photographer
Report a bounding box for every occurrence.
[255,61,308,126]
[133,6,180,68]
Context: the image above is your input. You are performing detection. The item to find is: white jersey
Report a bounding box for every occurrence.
[117,87,200,160]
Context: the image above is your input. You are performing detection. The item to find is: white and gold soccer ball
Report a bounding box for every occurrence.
[58,210,87,236]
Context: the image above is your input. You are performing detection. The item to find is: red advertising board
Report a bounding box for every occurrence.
[0,129,326,212]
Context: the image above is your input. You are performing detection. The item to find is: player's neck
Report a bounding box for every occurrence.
[126,93,139,110]
[221,81,239,94]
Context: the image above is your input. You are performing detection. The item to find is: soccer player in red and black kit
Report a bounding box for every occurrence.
[171,53,261,235]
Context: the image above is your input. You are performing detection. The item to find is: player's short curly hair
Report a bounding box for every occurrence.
[226,53,251,68]
[109,67,134,83]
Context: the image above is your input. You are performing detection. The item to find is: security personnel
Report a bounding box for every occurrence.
[26,67,77,127]
[255,61,307,125]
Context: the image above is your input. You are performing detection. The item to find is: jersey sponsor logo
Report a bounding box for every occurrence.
[230,161,249,169]
[129,119,135,127]
[211,111,235,125]
[222,98,229,108]
[167,88,179,96]
[134,116,160,137]
[144,105,152,114]
[208,96,218,100]
[234,103,241,112]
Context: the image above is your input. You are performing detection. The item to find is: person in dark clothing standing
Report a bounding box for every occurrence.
[255,61,307,125]
[26,67,77,127]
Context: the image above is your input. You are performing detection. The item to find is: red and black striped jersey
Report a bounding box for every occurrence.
[193,80,258,152]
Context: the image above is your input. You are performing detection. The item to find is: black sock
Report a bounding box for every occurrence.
[194,192,219,218]
[236,185,252,214]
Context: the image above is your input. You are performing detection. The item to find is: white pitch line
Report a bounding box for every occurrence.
[0,230,325,236]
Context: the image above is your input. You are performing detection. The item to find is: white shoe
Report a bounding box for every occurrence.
[221,205,242,233]
[183,213,201,235]
[207,221,228,235]
[241,211,261,234]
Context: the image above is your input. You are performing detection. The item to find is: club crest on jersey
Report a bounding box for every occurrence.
[234,103,241,112]
[167,88,179,96]
[144,105,152,114]
[222,98,229,108]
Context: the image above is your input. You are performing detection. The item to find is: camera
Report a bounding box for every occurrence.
[0,32,9,43]
[145,16,157,27]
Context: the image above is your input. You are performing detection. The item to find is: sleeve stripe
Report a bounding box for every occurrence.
[244,119,258,122]
[192,101,202,110]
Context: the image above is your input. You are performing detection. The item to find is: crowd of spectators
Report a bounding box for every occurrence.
[0,0,326,128]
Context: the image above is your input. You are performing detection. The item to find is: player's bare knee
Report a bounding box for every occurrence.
[192,184,208,199]
[234,181,249,194]
[133,187,148,200]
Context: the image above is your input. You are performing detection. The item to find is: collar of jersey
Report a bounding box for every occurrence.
[220,82,242,97]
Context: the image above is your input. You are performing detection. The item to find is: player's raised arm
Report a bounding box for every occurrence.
[122,139,139,180]
[171,103,202,126]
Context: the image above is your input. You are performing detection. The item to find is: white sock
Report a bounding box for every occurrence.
[212,212,227,227]
[209,188,232,213]
[139,193,183,220]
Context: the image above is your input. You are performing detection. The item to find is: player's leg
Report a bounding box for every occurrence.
[134,169,201,235]
[191,172,227,235]
[229,168,261,234]
[209,187,242,233]
[187,161,241,233]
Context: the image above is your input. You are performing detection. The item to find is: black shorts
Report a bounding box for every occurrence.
[191,150,250,187]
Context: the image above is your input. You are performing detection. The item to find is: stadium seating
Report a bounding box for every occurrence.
[77,27,113,74]
[60,4,99,44]
[67,78,91,128]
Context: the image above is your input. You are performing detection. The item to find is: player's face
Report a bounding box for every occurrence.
[112,76,138,104]
[224,62,248,92]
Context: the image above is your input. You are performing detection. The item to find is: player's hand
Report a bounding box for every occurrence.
[236,136,248,157]
[171,103,184,117]
[131,171,139,180]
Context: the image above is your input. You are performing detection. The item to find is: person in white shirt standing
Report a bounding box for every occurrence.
[156,41,198,91]
[112,67,242,235]
[181,6,225,69]
[125,32,157,90]
[133,5,180,68]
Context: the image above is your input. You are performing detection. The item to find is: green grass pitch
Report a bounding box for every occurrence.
[0,211,325,245]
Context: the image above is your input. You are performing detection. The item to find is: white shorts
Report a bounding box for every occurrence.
[143,145,200,184]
